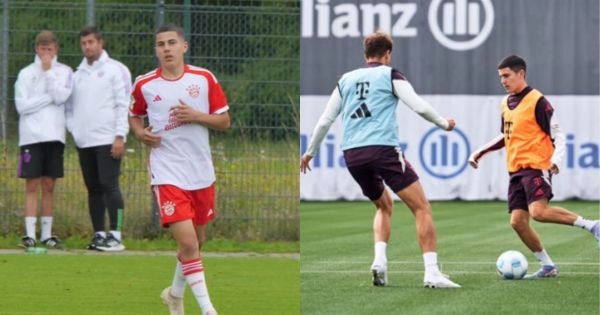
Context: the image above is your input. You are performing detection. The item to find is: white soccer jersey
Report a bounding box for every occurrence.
[130,65,229,190]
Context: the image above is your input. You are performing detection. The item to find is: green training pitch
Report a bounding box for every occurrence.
[0,254,299,314]
[301,201,600,315]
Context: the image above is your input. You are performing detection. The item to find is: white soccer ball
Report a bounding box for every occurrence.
[496,250,528,280]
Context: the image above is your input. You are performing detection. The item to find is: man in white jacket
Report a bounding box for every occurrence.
[14,30,73,248]
[67,26,131,251]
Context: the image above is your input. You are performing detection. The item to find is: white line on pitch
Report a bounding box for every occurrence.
[308,261,600,266]
[301,270,600,275]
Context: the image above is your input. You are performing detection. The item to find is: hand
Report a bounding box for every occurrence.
[300,154,313,174]
[468,152,479,169]
[135,126,162,148]
[40,54,52,71]
[549,164,560,175]
[171,99,202,123]
[111,137,125,159]
[445,118,456,131]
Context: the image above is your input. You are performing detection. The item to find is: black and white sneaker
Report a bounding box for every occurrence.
[87,234,106,250]
[19,236,36,248]
[42,236,65,249]
[96,233,125,252]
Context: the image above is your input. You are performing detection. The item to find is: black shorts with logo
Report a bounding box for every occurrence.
[18,141,65,179]
[507,168,553,212]
[343,145,419,200]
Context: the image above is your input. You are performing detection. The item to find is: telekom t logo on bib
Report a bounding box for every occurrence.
[428,0,495,51]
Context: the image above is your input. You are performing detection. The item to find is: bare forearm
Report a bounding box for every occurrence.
[129,116,145,138]
[196,112,230,130]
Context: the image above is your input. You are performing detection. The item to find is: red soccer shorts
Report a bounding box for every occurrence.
[152,184,216,228]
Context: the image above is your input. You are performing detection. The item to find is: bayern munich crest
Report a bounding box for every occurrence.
[162,201,176,216]
[187,84,200,98]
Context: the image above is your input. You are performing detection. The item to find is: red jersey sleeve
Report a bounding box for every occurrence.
[129,76,148,116]
[209,79,228,114]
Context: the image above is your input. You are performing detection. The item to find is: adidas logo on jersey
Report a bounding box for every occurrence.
[350,103,372,119]
[153,94,162,102]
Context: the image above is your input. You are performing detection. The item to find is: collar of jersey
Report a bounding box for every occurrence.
[157,64,188,81]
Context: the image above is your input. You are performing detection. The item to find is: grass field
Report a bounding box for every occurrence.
[0,253,299,315]
[301,201,600,315]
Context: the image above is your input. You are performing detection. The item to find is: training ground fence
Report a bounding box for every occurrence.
[0,0,299,241]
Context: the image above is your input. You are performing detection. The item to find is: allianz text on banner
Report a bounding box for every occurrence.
[300,95,600,201]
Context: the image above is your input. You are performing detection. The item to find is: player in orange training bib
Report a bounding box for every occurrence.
[469,55,599,280]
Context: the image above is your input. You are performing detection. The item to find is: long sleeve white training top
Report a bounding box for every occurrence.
[306,79,449,156]
[67,50,132,148]
[14,55,73,146]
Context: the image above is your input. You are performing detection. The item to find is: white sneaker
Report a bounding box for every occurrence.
[371,263,388,286]
[423,270,461,288]
[160,286,185,315]
[96,233,125,252]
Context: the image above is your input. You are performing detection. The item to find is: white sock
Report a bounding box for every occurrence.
[573,216,596,232]
[110,230,122,241]
[25,217,37,240]
[182,258,215,314]
[95,231,106,238]
[41,216,53,240]
[373,241,387,266]
[423,252,439,273]
[170,257,186,298]
[533,249,555,266]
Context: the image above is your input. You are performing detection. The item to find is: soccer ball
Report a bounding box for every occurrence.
[496,250,528,280]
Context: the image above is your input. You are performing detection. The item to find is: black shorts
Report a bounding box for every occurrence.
[507,169,553,212]
[344,145,419,200]
[18,141,65,179]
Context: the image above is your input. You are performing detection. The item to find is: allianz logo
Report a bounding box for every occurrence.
[302,0,495,51]
[299,132,600,172]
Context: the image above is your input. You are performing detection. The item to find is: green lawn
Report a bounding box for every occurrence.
[0,254,299,315]
[301,201,600,315]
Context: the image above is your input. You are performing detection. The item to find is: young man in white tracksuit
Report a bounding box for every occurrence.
[14,30,73,249]
[67,26,131,251]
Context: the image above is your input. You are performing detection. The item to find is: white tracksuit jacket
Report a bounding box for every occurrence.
[67,50,131,148]
[14,55,73,146]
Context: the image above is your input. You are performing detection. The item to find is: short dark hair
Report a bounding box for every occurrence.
[364,31,393,58]
[79,26,102,41]
[156,23,185,38]
[497,55,526,74]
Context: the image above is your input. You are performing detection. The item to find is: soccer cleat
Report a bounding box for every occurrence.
[160,287,184,315]
[87,234,106,250]
[19,236,36,248]
[41,236,65,249]
[591,221,600,248]
[423,270,461,288]
[523,265,559,279]
[371,263,388,286]
[96,233,125,252]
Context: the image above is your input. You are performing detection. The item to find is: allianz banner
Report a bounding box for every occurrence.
[300,0,600,200]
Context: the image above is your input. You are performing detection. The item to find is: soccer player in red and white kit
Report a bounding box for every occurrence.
[129,24,230,315]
